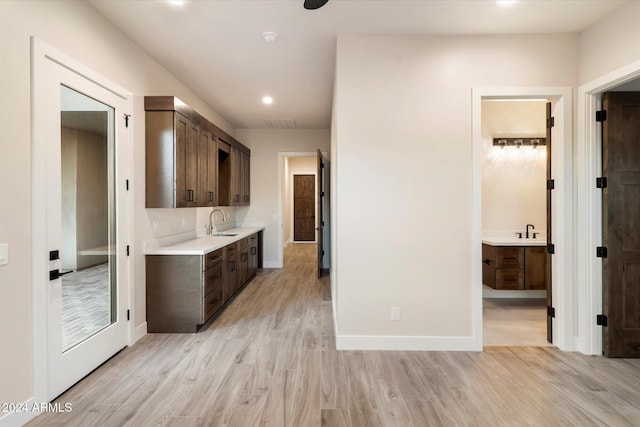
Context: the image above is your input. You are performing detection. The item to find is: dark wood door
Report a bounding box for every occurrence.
[602,92,640,357]
[294,174,315,242]
[546,102,553,343]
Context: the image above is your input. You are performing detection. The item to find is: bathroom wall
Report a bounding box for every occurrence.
[481,100,547,236]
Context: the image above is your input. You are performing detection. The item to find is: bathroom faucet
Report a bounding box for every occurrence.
[526,224,535,239]
[207,208,228,235]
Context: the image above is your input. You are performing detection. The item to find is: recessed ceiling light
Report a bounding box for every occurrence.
[167,0,185,6]
[262,32,278,43]
[496,0,518,7]
[262,96,274,105]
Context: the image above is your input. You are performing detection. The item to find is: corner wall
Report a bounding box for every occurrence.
[333,34,577,349]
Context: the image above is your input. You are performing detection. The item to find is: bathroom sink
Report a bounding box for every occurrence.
[213,233,238,237]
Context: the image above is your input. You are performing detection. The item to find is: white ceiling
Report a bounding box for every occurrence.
[88,0,626,129]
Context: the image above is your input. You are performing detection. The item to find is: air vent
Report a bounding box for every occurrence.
[264,119,296,128]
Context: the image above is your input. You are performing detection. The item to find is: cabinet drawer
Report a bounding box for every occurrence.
[205,248,224,270]
[496,269,524,290]
[204,262,224,295]
[225,242,238,255]
[203,283,224,322]
[496,247,524,269]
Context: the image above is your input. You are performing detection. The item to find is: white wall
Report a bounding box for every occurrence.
[333,35,577,349]
[481,101,547,235]
[235,129,330,268]
[0,0,235,408]
[579,1,640,84]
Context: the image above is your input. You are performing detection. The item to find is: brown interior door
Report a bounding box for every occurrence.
[546,101,553,343]
[602,92,640,358]
[294,174,315,242]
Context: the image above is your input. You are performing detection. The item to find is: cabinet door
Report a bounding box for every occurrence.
[238,246,249,286]
[482,244,496,288]
[226,251,238,296]
[525,247,547,290]
[241,152,250,205]
[198,129,216,207]
[175,113,199,207]
[231,147,242,205]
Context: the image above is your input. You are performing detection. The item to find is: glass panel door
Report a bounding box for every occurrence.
[60,85,116,351]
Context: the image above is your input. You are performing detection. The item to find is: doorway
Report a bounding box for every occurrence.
[32,39,131,402]
[472,87,573,352]
[480,99,550,346]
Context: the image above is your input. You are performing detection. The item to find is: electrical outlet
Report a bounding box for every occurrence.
[391,307,401,321]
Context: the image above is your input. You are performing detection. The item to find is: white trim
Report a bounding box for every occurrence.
[576,58,640,356]
[31,37,134,404]
[0,398,35,427]
[336,335,474,351]
[263,261,282,269]
[133,322,148,343]
[472,87,573,352]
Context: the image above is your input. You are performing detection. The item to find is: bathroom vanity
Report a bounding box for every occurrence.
[482,238,546,290]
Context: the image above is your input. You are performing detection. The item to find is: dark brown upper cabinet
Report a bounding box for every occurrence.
[145,96,250,208]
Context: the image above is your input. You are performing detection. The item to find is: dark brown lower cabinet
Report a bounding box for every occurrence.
[146,233,261,333]
[482,243,546,291]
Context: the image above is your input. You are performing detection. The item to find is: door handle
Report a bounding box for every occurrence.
[482,259,491,265]
[49,269,73,281]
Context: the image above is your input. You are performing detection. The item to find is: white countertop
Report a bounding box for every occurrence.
[482,237,547,247]
[144,226,264,255]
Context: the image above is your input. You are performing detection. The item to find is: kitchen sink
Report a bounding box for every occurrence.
[213,233,238,237]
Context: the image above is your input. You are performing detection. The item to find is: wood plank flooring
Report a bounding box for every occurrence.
[27,244,640,426]
[483,298,551,347]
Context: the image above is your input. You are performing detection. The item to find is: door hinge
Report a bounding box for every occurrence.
[596,246,608,258]
[547,179,555,190]
[124,114,131,128]
[320,163,325,169]
[126,245,130,256]
[320,191,325,197]
[547,306,556,318]
[547,243,555,254]
[596,177,607,189]
[596,314,608,327]
[127,309,130,321]
[126,179,130,191]
[595,110,607,122]
[321,250,325,255]
[546,117,555,128]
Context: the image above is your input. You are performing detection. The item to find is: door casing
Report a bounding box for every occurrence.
[472,87,573,352]
[578,58,640,356]
[31,37,134,405]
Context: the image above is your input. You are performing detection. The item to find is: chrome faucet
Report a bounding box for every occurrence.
[207,208,228,235]
[526,224,535,239]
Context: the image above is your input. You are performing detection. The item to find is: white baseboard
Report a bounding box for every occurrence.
[263,261,283,268]
[483,288,547,299]
[335,334,476,351]
[0,398,36,427]
[132,322,147,344]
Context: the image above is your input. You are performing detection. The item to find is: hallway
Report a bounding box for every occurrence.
[27,244,640,426]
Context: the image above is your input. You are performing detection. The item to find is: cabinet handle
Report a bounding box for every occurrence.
[209,191,215,203]
[244,195,249,202]
[234,194,240,203]
[482,259,491,265]
[504,257,517,261]
[241,253,248,262]
[186,189,194,202]
[229,260,236,272]
[251,247,257,255]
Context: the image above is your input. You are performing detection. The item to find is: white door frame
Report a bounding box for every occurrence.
[31,37,134,405]
[276,152,326,267]
[471,87,573,351]
[577,59,640,356]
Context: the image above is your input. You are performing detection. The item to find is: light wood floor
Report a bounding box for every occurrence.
[28,244,640,426]
[483,298,551,347]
